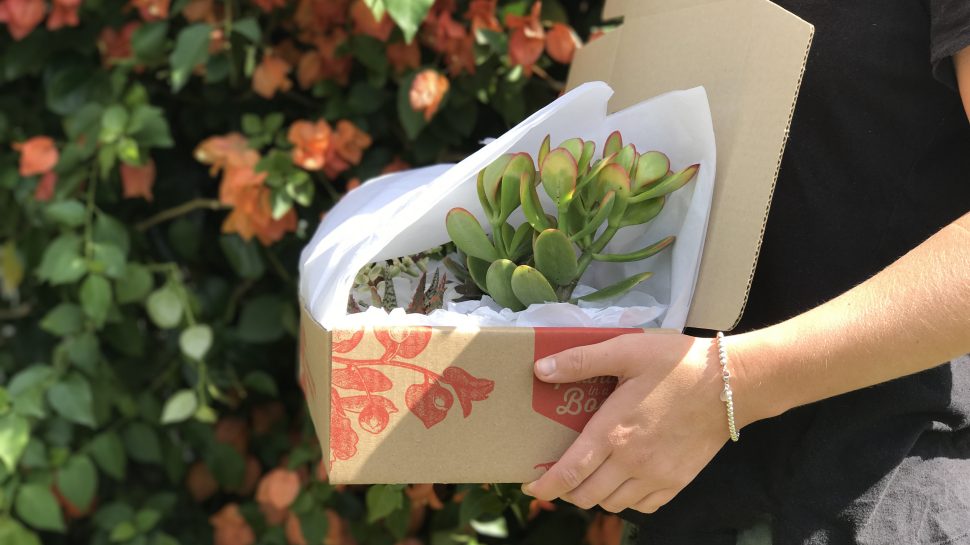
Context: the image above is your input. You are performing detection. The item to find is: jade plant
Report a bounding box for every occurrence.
[445,132,699,311]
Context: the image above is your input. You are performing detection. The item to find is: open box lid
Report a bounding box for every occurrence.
[566,0,814,331]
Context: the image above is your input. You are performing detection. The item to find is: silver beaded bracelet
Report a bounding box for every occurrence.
[715,332,740,442]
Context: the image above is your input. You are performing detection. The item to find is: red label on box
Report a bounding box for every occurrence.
[532,328,643,432]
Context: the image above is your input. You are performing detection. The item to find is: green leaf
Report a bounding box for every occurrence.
[36,234,86,285]
[179,324,212,360]
[128,106,174,148]
[237,295,284,343]
[160,390,198,424]
[169,23,212,92]
[533,229,578,286]
[146,285,183,329]
[47,374,96,427]
[397,71,428,140]
[80,274,113,327]
[446,209,497,262]
[9,366,52,418]
[471,516,509,538]
[510,265,558,306]
[15,484,66,533]
[0,518,42,545]
[485,259,524,311]
[0,413,30,471]
[45,62,101,116]
[233,17,261,42]
[56,454,97,510]
[110,521,137,542]
[65,333,101,372]
[132,22,169,64]
[88,431,127,480]
[94,213,131,255]
[206,443,244,487]
[242,370,278,396]
[363,0,386,19]
[575,271,655,303]
[99,105,129,144]
[91,243,127,279]
[134,509,162,532]
[350,35,388,75]
[123,422,162,464]
[220,235,265,279]
[385,0,434,43]
[365,484,405,522]
[152,532,180,545]
[116,263,153,304]
[459,487,505,527]
[40,303,84,336]
[44,200,86,227]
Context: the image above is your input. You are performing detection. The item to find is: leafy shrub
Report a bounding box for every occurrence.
[0,0,627,544]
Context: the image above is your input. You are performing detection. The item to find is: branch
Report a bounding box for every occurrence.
[136,199,229,232]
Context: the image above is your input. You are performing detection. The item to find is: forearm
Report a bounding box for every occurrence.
[731,212,970,426]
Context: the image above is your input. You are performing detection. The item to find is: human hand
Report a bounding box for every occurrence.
[521,333,740,514]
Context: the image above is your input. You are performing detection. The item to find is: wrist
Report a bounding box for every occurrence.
[722,326,793,428]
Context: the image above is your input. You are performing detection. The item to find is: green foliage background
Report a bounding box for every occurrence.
[0,0,628,544]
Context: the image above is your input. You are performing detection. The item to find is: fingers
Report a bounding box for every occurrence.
[559,458,628,510]
[534,335,639,383]
[598,479,652,514]
[633,489,677,514]
[522,436,610,501]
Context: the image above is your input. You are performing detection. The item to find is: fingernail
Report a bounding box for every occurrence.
[521,483,534,496]
[536,357,556,377]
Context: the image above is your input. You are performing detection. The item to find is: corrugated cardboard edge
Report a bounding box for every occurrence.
[567,0,814,331]
[300,303,331,475]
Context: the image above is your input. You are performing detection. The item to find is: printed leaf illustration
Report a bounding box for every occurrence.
[441,367,495,417]
[405,381,453,429]
[330,393,359,461]
[332,367,393,393]
[332,329,365,353]
[339,395,398,414]
[374,327,432,359]
[358,397,398,434]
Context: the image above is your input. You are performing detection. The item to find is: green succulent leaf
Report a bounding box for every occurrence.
[466,256,490,293]
[519,173,550,232]
[510,265,558,306]
[499,153,533,221]
[603,130,623,158]
[633,151,670,191]
[630,164,700,203]
[558,138,584,163]
[485,259,524,311]
[593,236,676,262]
[540,148,578,205]
[621,196,666,227]
[576,271,654,303]
[570,191,616,242]
[533,229,578,286]
[481,154,513,215]
[614,144,637,175]
[508,223,535,262]
[537,134,551,168]
[594,163,632,200]
[446,208,498,261]
[475,169,493,220]
[578,140,596,174]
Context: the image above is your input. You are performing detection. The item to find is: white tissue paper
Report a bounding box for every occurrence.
[299,82,717,331]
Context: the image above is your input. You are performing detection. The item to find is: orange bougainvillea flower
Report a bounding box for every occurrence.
[98,21,139,66]
[252,0,286,13]
[406,484,445,510]
[221,186,297,245]
[297,30,352,88]
[527,498,556,521]
[505,1,544,75]
[322,119,372,178]
[422,10,475,76]
[34,171,57,201]
[130,0,170,21]
[253,53,293,99]
[13,136,58,177]
[186,461,219,502]
[586,512,624,545]
[382,157,411,174]
[465,0,500,33]
[293,0,347,34]
[409,69,449,121]
[545,23,579,64]
[120,159,156,202]
[181,0,214,22]
[386,40,420,74]
[255,468,301,525]
[0,0,46,40]
[350,0,392,41]
[215,416,250,455]
[46,0,80,30]
[194,132,251,175]
[288,119,332,171]
[210,503,256,545]
[285,511,307,545]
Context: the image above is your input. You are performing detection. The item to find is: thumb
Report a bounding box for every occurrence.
[534,337,635,383]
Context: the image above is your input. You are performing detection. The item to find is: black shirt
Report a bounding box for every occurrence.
[627,2,970,544]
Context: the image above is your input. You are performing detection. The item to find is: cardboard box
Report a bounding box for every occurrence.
[300,0,814,484]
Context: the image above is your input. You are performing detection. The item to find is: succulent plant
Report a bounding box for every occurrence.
[446,132,699,311]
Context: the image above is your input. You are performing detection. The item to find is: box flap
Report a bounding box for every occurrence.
[567,0,813,330]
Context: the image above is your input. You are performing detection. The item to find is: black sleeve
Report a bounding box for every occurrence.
[928,0,970,88]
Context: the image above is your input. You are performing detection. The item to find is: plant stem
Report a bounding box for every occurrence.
[84,163,100,258]
[136,199,229,232]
